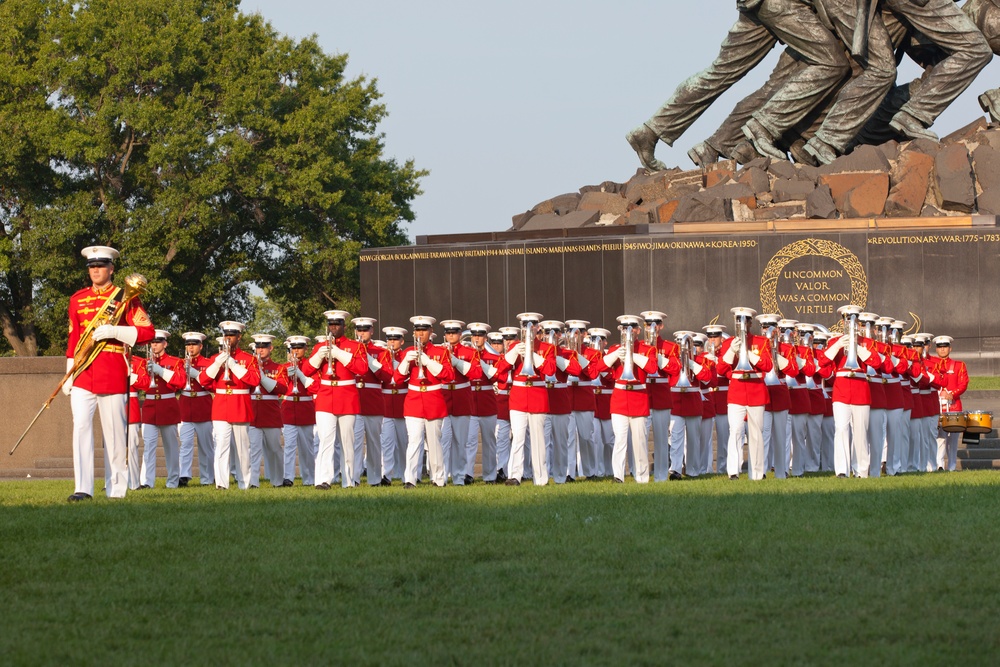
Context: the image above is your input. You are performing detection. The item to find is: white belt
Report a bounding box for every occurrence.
[321,379,357,387]
[732,373,762,380]
[836,371,865,379]
[129,392,139,398]
[408,384,442,392]
[546,382,568,389]
[648,377,671,384]
[716,386,728,392]
[356,382,382,390]
[615,383,646,391]
[919,390,934,395]
[252,394,281,401]
[382,388,408,395]
[181,391,211,398]
[285,395,313,402]
[883,377,900,384]
[671,387,697,393]
[146,393,176,400]
[495,389,509,395]
[471,385,491,391]
[513,381,543,388]
[444,382,471,390]
[216,389,250,395]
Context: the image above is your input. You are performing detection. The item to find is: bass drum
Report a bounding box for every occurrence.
[939,412,968,433]
[965,411,994,435]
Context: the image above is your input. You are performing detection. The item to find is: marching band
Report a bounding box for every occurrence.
[63,246,982,500]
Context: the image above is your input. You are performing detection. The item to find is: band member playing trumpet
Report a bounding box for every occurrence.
[281,336,318,486]
[715,307,773,481]
[178,332,213,487]
[858,312,889,478]
[125,352,152,490]
[378,327,410,483]
[438,319,482,486]
[65,246,155,501]
[874,317,907,477]
[394,316,455,487]
[669,330,713,479]
[494,313,557,486]
[352,317,392,486]
[540,320,584,484]
[139,329,186,489]
[811,329,836,471]
[493,327,519,482]
[703,324,733,475]
[931,335,968,472]
[566,320,600,480]
[199,321,262,489]
[692,332,718,477]
[466,323,501,483]
[818,305,882,479]
[248,334,288,488]
[592,315,658,484]
[790,323,820,477]
[640,311,681,482]
[587,328,615,477]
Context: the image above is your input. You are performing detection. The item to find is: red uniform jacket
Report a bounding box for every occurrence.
[179,355,213,423]
[251,358,288,428]
[301,336,368,415]
[764,342,797,413]
[788,345,816,415]
[444,343,482,417]
[358,341,391,417]
[594,371,614,420]
[817,335,881,406]
[67,284,155,394]
[546,347,584,416]
[494,340,558,414]
[380,348,408,420]
[929,356,969,412]
[715,334,774,407]
[647,337,681,411]
[141,353,186,425]
[199,348,262,423]
[281,359,319,426]
[471,349,499,417]
[568,347,600,413]
[592,340,659,418]
[494,364,512,422]
[394,343,456,420]
[696,353,717,419]
[128,356,151,424]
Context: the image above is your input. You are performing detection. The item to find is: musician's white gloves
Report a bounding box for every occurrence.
[308,345,328,369]
[259,374,277,392]
[92,325,138,347]
[505,343,524,365]
[62,358,74,396]
[226,356,248,379]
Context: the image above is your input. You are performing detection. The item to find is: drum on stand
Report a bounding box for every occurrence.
[965,411,993,435]
[939,412,968,433]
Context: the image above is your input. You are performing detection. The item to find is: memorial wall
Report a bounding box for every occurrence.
[360,225,1000,374]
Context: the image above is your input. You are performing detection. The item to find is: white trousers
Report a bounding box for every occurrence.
[249,426,282,487]
[833,402,869,478]
[594,418,614,476]
[381,417,408,480]
[612,413,649,482]
[789,412,809,476]
[714,412,732,475]
[804,413,823,473]
[315,412,357,487]
[125,423,143,490]
[668,413,700,478]
[141,422,181,488]
[699,417,714,475]
[907,416,922,472]
[763,410,789,478]
[727,404,763,480]
[71,388,128,498]
[404,416,443,485]
[353,414,384,485]
[650,408,672,481]
[509,410,548,484]
[179,420,214,484]
[821,415,835,471]
[937,428,960,471]
[468,414,498,481]
[495,419,511,475]
[883,408,905,475]
[282,423,315,485]
[548,413,571,483]
[867,408,886,477]
[213,421,250,489]
[573,411,597,479]
[441,415,470,484]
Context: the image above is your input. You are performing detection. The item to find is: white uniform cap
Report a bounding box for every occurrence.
[467,322,490,334]
[516,312,544,324]
[795,323,815,333]
[323,310,351,323]
[314,335,328,343]
[731,306,757,320]
[286,335,311,346]
[703,324,727,335]
[691,332,707,345]
[409,315,436,328]
[859,311,879,322]
[913,333,932,344]
[875,316,894,327]
[933,335,954,346]
[182,332,207,343]
[837,304,863,316]
[440,319,466,330]
[587,327,611,339]
[351,317,377,328]
[487,332,503,342]
[82,245,120,265]
[755,313,780,326]
[564,319,590,330]
[813,330,829,341]
[617,314,643,327]
[152,329,170,340]
[371,340,388,349]
[777,319,798,329]
[891,320,907,330]
[219,321,245,334]
[673,330,696,340]
[540,320,565,332]
[252,333,276,345]
[499,326,519,338]
[900,335,915,344]
[216,337,226,346]
[640,310,667,322]
[382,326,407,337]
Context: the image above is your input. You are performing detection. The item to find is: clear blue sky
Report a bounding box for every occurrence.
[248,0,999,241]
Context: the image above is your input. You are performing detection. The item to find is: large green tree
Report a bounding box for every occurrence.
[0,0,423,356]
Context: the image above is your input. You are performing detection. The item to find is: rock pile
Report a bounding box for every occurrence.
[511,118,1000,231]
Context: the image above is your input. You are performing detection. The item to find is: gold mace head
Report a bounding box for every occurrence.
[123,273,148,300]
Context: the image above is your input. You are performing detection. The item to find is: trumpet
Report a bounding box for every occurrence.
[221,337,232,382]
[618,325,637,382]
[414,334,425,380]
[674,331,695,389]
[287,344,300,395]
[183,351,193,392]
[733,313,754,373]
[147,346,158,389]
[762,322,781,386]
[521,321,538,378]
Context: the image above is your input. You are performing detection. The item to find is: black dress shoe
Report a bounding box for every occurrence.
[249,485,259,489]
[316,482,331,490]
[484,480,497,485]
[282,479,293,487]
[464,474,474,485]
[404,482,416,489]
[380,476,391,487]
[668,471,682,481]
[837,473,846,478]
[565,476,575,483]
[139,484,151,490]
[613,477,624,484]
[504,478,520,486]
[729,475,739,480]
[496,468,507,483]
[67,492,92,502]
[178,477,190,487]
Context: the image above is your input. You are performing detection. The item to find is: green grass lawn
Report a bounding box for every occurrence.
[969,377,1000,391]
[3,473,1000,666]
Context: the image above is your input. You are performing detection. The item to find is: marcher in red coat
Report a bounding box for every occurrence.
[248,334,289,488]
[281,335,320,486]
[178,332,214,486]
[140,329,186,489]
[379,327,409,482]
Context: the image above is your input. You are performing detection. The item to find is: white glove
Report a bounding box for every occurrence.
[259,374,277,392]
[227,357,248,379]
[187,365,201,380]
[825,336,845,360]
[857,344,872,362]
[577,353,590,370]
[62,358,74,396]
[294,368,313,387]
[329,344,353,366]
[368,355,383,375]
[206,358,224,378]
[159,368,175,383]
[602,350,620,368]
[129,372,138,385]
[532,352,545,368]
[689,360,703,375]
[776,355,789,371]
[93,324,138,346]
[308,346,328,369]
[451,354,471,376]
[555,356,570,372]
[504,346,520,365]
[397,360,411,376]
[150,361,165,376]
[632,354,649,368]
[403,349,418,364]
[748,351,760,365]
[419,352,433,367]
[722,343,737,365]
[425,357,444,377]
[657,353,669,369]
[215,350,231,365]
[729,336,742,354]
[481,360,497,379]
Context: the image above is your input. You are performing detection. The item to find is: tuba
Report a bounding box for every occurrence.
[674,331,695,389]
[520,319,538,379]
[618,324,637,382]
[837,306,862,371]
[732,309,755,373]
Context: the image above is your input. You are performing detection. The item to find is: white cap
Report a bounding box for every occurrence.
[216,336,225,346]
[499,326,519,338]
[900,335,915,344]
[219,321,245,334]
[777,319,798,329]
[640,310,667,323]
[487,332,503,342]
[540,320,565,332]
[323,310,351,323]
[409,315,436,328]
[891,320,907,330]
[755,313,779,326]
[252,333,276,345]
[731,306,757,320]
[564,319,590,330]
[837,304,863,317]
[913,333,932,344]
[182,332,207,343]
[467,322,490,334]
[813,329,829,342]
[617,314,643,328]
[82,245,120,265]
[933,335,954,346]
[152,329,170,340]
[382,326,407,338]
[691,332,707,345]
[371,340,388,349]
[314,335,328,343]
[673,330,696,340]
[286,335,311,346]
[703,324,727,335]
[440,319,465,331]
[795,323,814,333]
[587,327,611,339]
[351,317,377,328]
[516,312,543,324]
[859,311,879,322]
[875,316,894,327]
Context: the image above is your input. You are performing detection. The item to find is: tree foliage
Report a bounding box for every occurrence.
[0,0,423,355]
